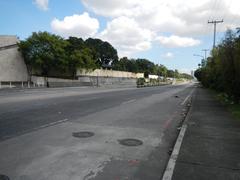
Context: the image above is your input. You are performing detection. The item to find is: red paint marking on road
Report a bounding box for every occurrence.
[163,118,172,129]
[128,159,140,166]
[163,114,177,129]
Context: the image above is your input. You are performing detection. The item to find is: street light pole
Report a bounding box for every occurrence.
[193,54,205,68]
[193,54,204,59]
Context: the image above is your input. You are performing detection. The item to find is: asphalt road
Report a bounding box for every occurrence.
[0,84,195,180]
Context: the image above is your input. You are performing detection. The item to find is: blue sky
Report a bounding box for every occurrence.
[1,0,239,74]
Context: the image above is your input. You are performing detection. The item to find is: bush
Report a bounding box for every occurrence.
[137,78,145,86]
[195,29,240,103]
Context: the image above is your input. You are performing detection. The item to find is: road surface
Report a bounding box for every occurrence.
[0,84,195,180]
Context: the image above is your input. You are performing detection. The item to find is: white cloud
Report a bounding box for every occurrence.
[51,12,99,39]
[81,0,240,35]
[98,16,154,57]
[156,35,201,48]
[81,0,138,17]
[162,52,174,59]
[48,0,240,56]
[35,0,48,11]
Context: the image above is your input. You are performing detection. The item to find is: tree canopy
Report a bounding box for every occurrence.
[18,31,192,81]
[18,31,68,78]
[85,38,118,68]
[113,57,139,73]
[195,29,240,103]
[18,32,117,78]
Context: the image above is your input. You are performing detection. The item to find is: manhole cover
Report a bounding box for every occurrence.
[72,131,94,138]
[118,138,143,146]
[0,175,10,180]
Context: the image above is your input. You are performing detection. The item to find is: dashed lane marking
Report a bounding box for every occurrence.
[121,99,136,105]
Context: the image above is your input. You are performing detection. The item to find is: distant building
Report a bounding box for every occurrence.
[148,74,158,79]
[0,35,28,82]
[191,70,194,77]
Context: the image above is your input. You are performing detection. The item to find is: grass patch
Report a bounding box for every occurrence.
[215,92,240,120]
[229,104,240,119]
[176,78,184,83]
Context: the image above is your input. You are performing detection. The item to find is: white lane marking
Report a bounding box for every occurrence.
[181,95,190,105]
[181,87,195,105]
[162,124,188,180]
[37,118,69,129]
[121,99,136,105]
[1,119,69,141]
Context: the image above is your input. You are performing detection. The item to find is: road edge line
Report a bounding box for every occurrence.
[161,124,187,180]
[162,92,194,180]
[181,95,190,105]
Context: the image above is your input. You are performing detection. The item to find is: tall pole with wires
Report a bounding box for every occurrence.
[208,20,224,48]
[202,49,209,61]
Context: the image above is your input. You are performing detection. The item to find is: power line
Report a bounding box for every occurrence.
[221,0,233,22]
[208,19,224,48]
[203,0,221,38]
[212,0,223,20]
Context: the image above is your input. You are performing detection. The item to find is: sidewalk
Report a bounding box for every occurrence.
[172,87,240,180]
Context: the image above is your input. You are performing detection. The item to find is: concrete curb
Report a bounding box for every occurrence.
[161,92,194,180]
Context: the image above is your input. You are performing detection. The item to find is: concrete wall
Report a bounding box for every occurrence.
[78,76,136,88]
[77,69,139,88]
[0,36,28,82]
[31,76,137,88]
[77,69,144,79]
[31,76,92,87]
[0,36,142,87]
[0,35,18,47]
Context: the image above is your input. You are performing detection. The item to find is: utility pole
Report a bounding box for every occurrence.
[208,20,223,48]
[202,49,209,61]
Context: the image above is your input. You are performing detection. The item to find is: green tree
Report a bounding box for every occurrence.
[174,69,180,78]
[17,40,34,82]
[167,70,175,78]
[68,48,97,79]
[18,31,68,79]
[156,64,168,77]
[136,58,155,74]
[195,29,240,103]
[85,38,118,68]
[67,37,85,51]
[113,57,138,73]
[66,37,97,78]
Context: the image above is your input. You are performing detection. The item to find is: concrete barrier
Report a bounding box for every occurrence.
[0,36,28,82]
[78,76,136,88]
[31,76,137,88]
[77,69,144,79]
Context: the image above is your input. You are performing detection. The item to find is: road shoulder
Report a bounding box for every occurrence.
[171,87,240,180]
